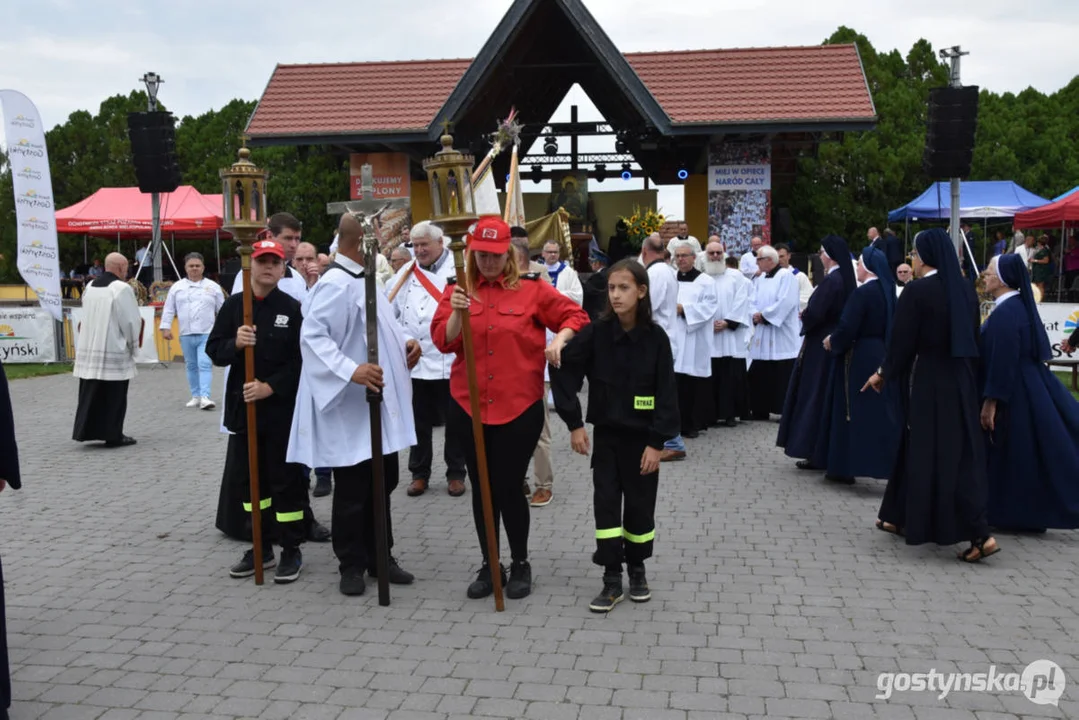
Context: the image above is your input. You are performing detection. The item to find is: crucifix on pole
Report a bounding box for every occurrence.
[343,164,410,607]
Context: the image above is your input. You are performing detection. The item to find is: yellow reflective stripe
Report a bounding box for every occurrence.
[275,511,305,523]
[242,498,272,512]
[595,527,623,540]
[623,529,655,544]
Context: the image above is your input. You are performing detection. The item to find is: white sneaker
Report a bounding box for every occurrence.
[185,398,200,408]
[199,397,216,410]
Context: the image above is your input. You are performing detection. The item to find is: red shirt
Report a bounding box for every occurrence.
[431,274,590,425]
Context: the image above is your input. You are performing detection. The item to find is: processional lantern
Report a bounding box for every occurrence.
[218,141,271,584]
[422,128,507,611]
[422,130,478,237]
[220,141,269,244]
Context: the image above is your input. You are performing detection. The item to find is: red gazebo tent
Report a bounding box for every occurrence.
[55,186,225,237]
[1014,192,1079,301]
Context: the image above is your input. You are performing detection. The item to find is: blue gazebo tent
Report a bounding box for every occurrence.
[1054,186,1079,202]
[887,181,1050,222]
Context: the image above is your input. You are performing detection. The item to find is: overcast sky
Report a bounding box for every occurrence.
[4,0,1076,221]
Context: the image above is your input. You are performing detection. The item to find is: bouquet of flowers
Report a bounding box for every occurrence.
[618,205,666,251]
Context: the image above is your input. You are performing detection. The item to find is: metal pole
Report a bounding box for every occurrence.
[151,193,163,283]
[942,46,968,258]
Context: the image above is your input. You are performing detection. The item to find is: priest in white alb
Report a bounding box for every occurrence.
[287,213,422,597]
[702,238,752,427]
[671,239,719,438]
[72,252,142,447]
[747,244,801,420]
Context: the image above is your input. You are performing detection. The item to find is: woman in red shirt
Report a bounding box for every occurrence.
[432,217,590,600]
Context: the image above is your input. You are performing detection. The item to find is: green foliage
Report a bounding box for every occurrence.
[787,28,1079,255]
[2,27,1078,281]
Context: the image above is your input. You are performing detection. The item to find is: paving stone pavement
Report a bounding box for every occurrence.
[1,366,1077,720]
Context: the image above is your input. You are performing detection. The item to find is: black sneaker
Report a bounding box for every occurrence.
[627,564,651,602]
[229,549,275,578]
[340,567,366,596]
[589,573,625,613]
[368,557,415,585]
[274,548,303,584]
[467,563,506,599]
[505,560,532,599]
[313,476,332,497]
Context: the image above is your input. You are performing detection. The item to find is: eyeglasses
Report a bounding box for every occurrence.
[706,251,724,257]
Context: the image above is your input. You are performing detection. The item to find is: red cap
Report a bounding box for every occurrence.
[467,216,511,254]
[251,240,285,260]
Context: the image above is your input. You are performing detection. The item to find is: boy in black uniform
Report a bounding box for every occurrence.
[206,240,306,584]
[550,258,679,613]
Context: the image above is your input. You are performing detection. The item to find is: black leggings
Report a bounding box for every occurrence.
[449,399,545,563]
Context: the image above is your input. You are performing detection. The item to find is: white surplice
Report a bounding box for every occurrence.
[645,259,680,360]
[73,279,141,381]
[750,267,801,361]
[673,272,719,378]
[710,269,752,359]
[286,255,416,469]
[728,271,755,360]
[389,249,456,381]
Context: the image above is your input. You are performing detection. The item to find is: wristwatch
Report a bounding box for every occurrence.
[876,366,884,378]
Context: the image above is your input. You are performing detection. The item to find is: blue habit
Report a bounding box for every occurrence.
[980,296,1079,529]
[820,281,901,478]
[777,267,847,461]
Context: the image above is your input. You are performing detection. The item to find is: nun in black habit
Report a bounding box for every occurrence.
[0,360,21,720]
[864,228,998,562]
[820,246,901,482]
[777,235,856,467]
[980,253,1079,531]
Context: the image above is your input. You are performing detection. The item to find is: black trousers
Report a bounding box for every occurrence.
[676,373,710,434]
[711,357,748,423]
[72,379,128,442]
[591,427,659,567]
[449,399,544,563]
[409,379,467,483]
[1,554,8,718]
[748,359,795,419]
[225,431,307,550]
[331,453,399,574]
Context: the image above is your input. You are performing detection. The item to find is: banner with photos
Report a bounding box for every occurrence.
[707,142,772,257]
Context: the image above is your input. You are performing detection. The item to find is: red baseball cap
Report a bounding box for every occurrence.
[467,216,511,254]
[251,240,285,260]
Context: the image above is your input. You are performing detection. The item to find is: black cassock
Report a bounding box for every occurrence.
[1,360,21,718]
[777,268,845,461]
[819,282,901,478]
[878,274,990,545]
[980,296,1079,529]
[582,268,609,322]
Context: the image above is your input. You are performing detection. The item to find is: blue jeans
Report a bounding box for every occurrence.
[664,435,685,452]
[180,333,212,398]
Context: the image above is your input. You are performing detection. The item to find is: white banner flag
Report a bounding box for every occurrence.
[503,143,526,228]
[1,90,62,321]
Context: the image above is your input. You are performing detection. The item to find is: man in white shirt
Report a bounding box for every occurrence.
[1013,234,1036,270]
[704,239,753,426]
[287,212,422,596]
[389,221,468,499]
[159,251,225,409]
[293,242,321,289]
[639,233,685,461]
[528,235,582,507]
[776,244,814,310]
[671,240,719,438]
[740,236,764,280]
[747,245,801,420]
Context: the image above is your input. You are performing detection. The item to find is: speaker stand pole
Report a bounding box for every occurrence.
[151,192,163,284]
[941,45,968,259]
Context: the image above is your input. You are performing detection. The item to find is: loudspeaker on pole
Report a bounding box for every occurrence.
[127,111,182,194]
[922,86,979,179]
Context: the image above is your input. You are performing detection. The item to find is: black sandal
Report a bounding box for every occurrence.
[958,537,1000,563]
[875,519,901,535]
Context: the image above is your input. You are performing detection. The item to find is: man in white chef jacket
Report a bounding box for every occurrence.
[388,221,468,498]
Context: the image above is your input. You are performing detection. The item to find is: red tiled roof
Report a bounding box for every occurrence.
[626,45,875,124]
[246,45,874,138]
[248,59,473,136]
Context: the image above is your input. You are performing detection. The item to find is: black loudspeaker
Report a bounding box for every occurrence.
[922,86,979,179]
[127,111,182,193]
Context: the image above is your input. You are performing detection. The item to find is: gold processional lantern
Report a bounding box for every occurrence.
[220,142,269,253]
[422,130,478,239]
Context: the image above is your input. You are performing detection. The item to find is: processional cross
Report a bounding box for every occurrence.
[347,164,411,607]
